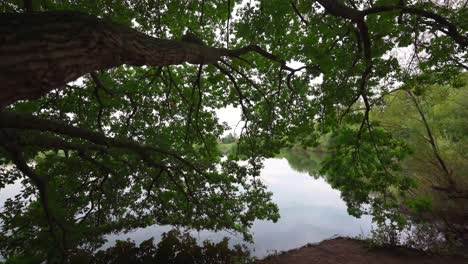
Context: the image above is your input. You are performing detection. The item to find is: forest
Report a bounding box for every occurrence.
[0,0,466,263]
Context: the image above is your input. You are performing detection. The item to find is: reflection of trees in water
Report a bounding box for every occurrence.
[70,229,253,263]
[279,145,326,179]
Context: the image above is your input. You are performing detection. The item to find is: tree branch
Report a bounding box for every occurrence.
[0,11,292,108]
[407,90,454,187]
[0,130,68,257]
[0,111,189,170]
[362,6,467,46]
[290,1,309,25]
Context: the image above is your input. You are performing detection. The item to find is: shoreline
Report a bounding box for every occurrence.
[256,237,467,264]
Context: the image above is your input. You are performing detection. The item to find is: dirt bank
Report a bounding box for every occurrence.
[256,237,467,264]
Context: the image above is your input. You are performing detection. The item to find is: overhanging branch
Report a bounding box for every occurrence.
[0,11,296,108]
[0,111,190,171]
[362,6,467,47]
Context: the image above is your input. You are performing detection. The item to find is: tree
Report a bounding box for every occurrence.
[372,77,468,242]
[221,133,237,144]
[0,0,466,262]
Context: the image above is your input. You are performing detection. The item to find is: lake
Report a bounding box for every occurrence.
[0,158,373,258]
[103,158,373,257]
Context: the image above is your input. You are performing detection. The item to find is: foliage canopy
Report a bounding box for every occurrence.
[0,0,466,262]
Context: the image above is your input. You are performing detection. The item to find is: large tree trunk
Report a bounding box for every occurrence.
[0,11,229,108]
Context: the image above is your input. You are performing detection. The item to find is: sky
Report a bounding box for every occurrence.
[215,60,310,136]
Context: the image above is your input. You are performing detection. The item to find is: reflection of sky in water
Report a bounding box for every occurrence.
[105,158,373,257]
[0,180,22,210]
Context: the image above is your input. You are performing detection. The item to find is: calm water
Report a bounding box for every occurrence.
[0,158,373,258]
[104,158,373,257]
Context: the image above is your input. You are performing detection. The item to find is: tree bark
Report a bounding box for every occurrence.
[316,0,362,21]
[0,11,231,108]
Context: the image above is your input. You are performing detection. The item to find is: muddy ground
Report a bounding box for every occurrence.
[256,237,467,264]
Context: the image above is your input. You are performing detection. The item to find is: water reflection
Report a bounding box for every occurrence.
[105,158,372,257]
[0,180,21,210]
